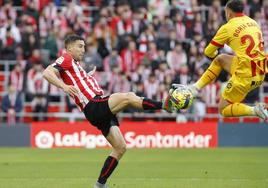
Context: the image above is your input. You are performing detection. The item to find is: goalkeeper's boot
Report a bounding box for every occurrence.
[163,95,174,113]
[93,182,109,188]
[254,103,268,121]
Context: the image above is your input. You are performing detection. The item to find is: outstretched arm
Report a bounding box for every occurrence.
[204,44,219,60]
[43,65,78,97]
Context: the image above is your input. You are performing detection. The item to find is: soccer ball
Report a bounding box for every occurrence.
[170,86,194,109]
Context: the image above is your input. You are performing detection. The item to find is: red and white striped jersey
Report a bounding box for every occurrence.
[52,53,103,111]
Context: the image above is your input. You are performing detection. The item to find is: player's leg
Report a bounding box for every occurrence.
[219,97,268,120]
[218,97,255,117]
[218,75,268,120]
[108,92,173,114]
[189,54,234,96]
[94,126,126,188]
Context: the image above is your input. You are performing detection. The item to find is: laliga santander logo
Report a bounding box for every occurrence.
[35,130,214,148]
[35,131,109,148]
[35,131,54,149]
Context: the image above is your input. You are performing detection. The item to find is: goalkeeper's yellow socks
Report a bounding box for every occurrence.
[194,59,222,90]
[221,103,255,117]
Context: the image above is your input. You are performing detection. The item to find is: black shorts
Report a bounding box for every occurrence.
[83,95,119,137]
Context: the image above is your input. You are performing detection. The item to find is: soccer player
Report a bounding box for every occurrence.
[183,0,268,120]
[43,35,173,188]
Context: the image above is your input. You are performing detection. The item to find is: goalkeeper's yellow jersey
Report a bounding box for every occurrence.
[204,13,267,78]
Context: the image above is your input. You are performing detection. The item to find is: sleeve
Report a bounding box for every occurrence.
[204,25,229,59]
[52,53,72,72]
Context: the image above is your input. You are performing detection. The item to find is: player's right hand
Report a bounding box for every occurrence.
[63,85,78,97]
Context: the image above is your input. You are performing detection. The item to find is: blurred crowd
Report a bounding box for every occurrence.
[0,0,267,122]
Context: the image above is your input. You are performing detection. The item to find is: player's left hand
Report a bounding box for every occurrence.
[88,66,96,76]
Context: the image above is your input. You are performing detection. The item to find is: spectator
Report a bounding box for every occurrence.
[138,24,155,53]
[43,1,58,27]
[42,31,58,60]
[10,63,24,92]
[249,0,261,18]
[93,14,114,58]
[157,29,177,51]
[120,40,142,72]
[148,0,169,21]
[261,0,268,19]
[31,93,48,121]
[205,11,221,41]
[24,0,39,23]
[26,63,49,101]
[108,67,131,94]
[167,42,187,72]
[73,16,90,37]
[103,48,123,72]
[116,4,133,36]
[83,41,103,72]
[20,17,39,59]
[0,26,17,59]
[173,12,186,41]
[191,32,207,55]
[0,0,16,27]
[151,15,161,32]
[1,84,23,124]
[110,2,126,35]
[27,49,42,69]
[208,0,223,24]
[203,82,221,107]
[131,64,151,83]
[132,8,147,38]
[156,83,169,103]
[133,81,145,97]
[144,73,159,99]
[62,0,83,28]
[0,17,21,44]
[155,61,172,83]
[191,96,206,121]
[192,12,204,36]
[157,16,174,39]
[147,42,160,69]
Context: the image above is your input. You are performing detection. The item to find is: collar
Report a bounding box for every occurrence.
[234,12,245,17]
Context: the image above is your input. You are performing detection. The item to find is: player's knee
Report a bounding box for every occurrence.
[115,144,127,157]
[216,54,229,66]
[126,92,136,99]
[124,92,137,104]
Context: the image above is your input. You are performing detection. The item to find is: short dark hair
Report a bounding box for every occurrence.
[226,0,244,13]
[64,34,84,48]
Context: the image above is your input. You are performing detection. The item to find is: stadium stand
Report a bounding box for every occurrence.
[0,0,268,123]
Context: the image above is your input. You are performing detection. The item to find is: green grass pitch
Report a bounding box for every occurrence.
[0,148,267,188]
